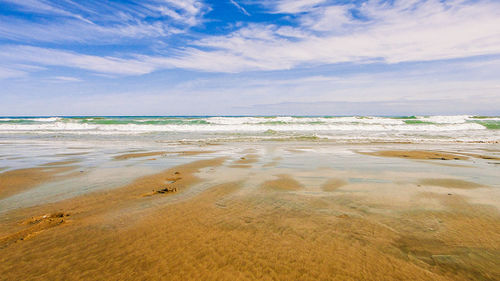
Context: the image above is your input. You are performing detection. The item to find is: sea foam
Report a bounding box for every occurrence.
[0,116,498,143]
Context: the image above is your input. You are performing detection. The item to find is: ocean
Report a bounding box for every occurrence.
[0,115,499,143]
[0,115,500,143]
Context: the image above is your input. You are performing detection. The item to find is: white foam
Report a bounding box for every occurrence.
[0,121,488,132]
[416,115,470,124]
[0,116,498,143]
[205,116,405,125]
[0,117,61,122]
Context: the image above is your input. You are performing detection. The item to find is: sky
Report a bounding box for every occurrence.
[0,0,499,116]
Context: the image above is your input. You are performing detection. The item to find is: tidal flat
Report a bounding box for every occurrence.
[1,141,499,280]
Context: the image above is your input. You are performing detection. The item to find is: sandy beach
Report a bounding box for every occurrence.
[2,0,500,278]
[1,141,499,280]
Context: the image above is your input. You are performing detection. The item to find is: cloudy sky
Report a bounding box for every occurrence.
[1,0,499,116]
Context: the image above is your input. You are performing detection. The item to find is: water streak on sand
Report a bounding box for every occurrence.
[0,164,78,199]
[358,150,469,160]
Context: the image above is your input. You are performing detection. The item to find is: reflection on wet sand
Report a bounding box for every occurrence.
[0,162,79,199]
[113,150,214,160]
[0,145,499,280]
[359,150,469,160]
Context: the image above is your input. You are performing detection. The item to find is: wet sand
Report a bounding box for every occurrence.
[1,145,499,280]
[114,150,215,160]
[0,164,78,199]
[359,150,469,160]
[0,158,226,248]
[230,154,259,168]
[453,152,500,161]
[419,178,485,189]
[114,151,168,160]
[322,178,348,191]
[261,174,303,191]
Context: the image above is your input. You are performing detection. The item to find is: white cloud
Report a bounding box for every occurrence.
[168,0,500,72]
[50,76,82,82]
[146,0,208,27]
[266,0,328,14]
[0,46,157,75]
[0,0,92,23]
[229,0,251,16]
[2,0,500,76]
[299,5,353,31]
[0,17,177,43]
[0,66,26,79]
[0,0,208,43]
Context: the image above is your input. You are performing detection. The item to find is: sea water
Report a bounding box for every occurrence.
[0,115,499,143]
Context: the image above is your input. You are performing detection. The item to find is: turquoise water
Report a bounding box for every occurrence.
[0,115,499,128]
[0,115,499,143]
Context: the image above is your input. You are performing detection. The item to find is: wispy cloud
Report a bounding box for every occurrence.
[169,0,500,72]
[145,0,209,27]
[0,0,208,43]
[1,0,500,77]
[0,66,27,79]
[1,0,93,23]
[0,16,177,43]
[50,76,82,82]
[0,46,157,75]
[229,0,250,16]
[262,0,328,14]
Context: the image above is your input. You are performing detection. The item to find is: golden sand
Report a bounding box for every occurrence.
[419,178,486,189]
[0,212,70,246]
[113,151,167,160]
[0,165,78,199]
[1,154,499,280]
[261,174,302,191]
[177,150,216,156]
[453,152,500,161]
[321,178,347,191]
[0,158,226,247]
[360,150,469,160]
[114,150,214,160]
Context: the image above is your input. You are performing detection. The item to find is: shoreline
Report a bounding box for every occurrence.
[1,115,499,145]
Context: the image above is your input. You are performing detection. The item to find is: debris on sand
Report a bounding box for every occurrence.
[0,212,71,247]
[155,186,178,194]
[25,212,70,225]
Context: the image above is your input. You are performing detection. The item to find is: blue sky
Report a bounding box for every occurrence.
[0,0,499,116]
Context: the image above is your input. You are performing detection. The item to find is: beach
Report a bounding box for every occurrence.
[1,116,500,280]
[3,0,500,278]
